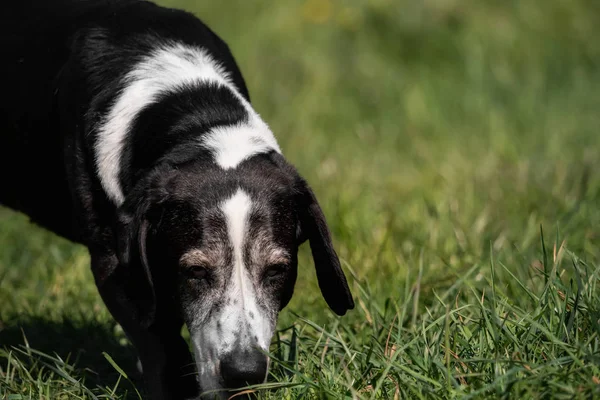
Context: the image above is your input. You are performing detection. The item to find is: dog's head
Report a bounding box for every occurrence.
[116,151,354,396]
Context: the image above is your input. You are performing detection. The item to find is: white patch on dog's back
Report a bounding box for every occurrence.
[95,43,233,205]
[191,189,274,391]
[95,41,282,205]
[202,120,281,169]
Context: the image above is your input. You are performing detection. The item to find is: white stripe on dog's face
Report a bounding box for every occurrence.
[191,189,275,392]
[95,43,233,205]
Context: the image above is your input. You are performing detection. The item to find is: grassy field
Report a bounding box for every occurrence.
[2,0,600,398]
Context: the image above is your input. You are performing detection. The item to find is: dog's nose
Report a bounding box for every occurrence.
[220,349,268,389]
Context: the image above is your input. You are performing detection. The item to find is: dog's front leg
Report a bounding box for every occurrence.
[125,322,198,400]
[90,252,198,400]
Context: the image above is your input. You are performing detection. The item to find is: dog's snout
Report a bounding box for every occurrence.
[220,349,268,389]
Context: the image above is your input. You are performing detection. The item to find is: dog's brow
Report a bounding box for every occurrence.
[266,248,291,265]
[250,237,291,266]
[179,249,215,267]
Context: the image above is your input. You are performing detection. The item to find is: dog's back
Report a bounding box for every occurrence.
[0,0,250,242]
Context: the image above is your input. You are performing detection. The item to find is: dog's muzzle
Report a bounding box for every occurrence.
[220,347,268,390]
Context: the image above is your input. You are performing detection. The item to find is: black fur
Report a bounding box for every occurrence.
[126,83,249,186]
[1,1,354,399]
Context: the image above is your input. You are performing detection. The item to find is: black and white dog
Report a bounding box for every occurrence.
[1,0,354,398]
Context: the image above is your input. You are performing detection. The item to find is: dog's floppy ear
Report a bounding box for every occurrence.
[296,180,354,316]
[116,207,156,329]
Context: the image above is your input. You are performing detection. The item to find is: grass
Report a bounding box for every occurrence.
[2,0,600,398]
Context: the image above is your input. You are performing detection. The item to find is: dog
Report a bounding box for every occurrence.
[0,0,354,398]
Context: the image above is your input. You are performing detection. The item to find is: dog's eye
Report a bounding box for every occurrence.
[265,264,287,279]
[188,266,210,281]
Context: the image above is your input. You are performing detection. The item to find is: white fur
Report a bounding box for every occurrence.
[202,120,281,169]
[223,189,253,315]
[95,42,234,205]
[198,74,282,168]
[192,189,274,393]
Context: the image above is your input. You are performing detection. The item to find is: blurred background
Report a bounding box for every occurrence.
[1,0,600,396]
[162,0,600,312]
